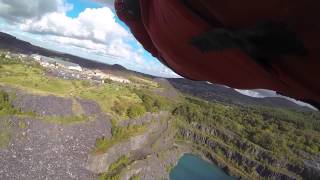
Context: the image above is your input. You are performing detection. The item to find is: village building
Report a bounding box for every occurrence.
[67,65,82,72]
[93,70,131,84]
[31,54,42,61]
[5,54,11,59]
[6,53,130,85]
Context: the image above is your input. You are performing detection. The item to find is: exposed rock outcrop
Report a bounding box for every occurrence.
[178,125,303,179]
[0,113,111,180]
[118,111,168,128]
[13,94,73,116]
[177,121,320,180]
[0,90,112,180]
[120,146,190,180]
[86,112,169,174]
[76,98,102,116]
[86,131,150,174]
[301,157,320,180]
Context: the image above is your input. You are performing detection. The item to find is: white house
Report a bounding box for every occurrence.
[93,70,130,84]
[31,54,42,61]
[19,54,27,58]
[68,65,83,72]
[94,70,108,79]
[108,75,130,84]
[39,61,50,67]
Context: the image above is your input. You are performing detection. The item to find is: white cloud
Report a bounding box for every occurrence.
[235,89,266,98]
[20,7,141,61]
[21,8,129,45]
[236,89,317,110]
[0,0,72,22]
[0,1,178,77]
[91,0,114,9]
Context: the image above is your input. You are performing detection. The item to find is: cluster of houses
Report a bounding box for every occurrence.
[31,54,131,84]
[1,51,28,59]
[1,51,130,84]
[31,55,83,72]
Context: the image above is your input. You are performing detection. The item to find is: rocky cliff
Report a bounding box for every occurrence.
[177,122,320,180]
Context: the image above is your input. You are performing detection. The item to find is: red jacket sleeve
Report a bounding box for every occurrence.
[115,0,159,58]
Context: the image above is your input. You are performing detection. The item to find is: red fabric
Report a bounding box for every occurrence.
[116,0,320,103]
[116,0,159,58]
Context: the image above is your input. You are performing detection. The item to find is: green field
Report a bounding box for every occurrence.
[0,57,147,120]
[0,63,77,96]
[0,56,173,152]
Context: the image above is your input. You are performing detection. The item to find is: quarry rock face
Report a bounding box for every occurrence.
[13,94,73,116]
[0,91,112,180]
[178,124,320,180]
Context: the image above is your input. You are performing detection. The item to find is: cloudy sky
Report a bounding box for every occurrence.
[0,0,178,77]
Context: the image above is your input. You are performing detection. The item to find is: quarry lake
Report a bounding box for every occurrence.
[170,154,237,180]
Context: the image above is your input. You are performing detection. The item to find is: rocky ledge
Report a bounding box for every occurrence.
[0,90,112,180]
[178,123,320,180]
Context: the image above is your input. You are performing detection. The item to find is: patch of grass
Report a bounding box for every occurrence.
[127,104,146,118]
[104,78,113,84]
[165,163,174,173]
[77,84,141,119]
[111,100,128,117]
[0,120,12,148]
[0,59,142,120]
[72,99,84,115]
[100,155,131,180]
[108,155,130,172]
[94,123,147,154]
[0,130,11,148]
[134,89,174,113]
[0,56,21,65]
[129,76,158,88]
[18,120,27,129]
[0,64,79,96]
[0,90,36,118]
[95,137,111,154]
[130,174,141,180]
[0,90,17,116]
[99,174,120,180]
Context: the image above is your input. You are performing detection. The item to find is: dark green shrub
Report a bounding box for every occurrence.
[104,78,113,84]
[0,90,17,115]
[111,100,128,116]
[127,104,146,118]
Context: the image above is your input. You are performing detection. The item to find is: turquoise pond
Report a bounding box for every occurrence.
[170,154,237,180]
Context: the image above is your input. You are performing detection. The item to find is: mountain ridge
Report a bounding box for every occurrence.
[0,31,313,111]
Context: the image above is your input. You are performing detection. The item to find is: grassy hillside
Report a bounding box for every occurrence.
[1,54,319,179]
[0,56,174,120]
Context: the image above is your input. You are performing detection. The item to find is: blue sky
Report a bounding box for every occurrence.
[66,0,101,17]
[0,0,178,77]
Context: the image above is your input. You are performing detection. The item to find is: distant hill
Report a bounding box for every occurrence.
[167,78,313,111]
[0,32,152,79]
[0,32,312,111]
